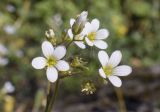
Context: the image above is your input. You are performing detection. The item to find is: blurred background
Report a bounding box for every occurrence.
[0,0,160,112]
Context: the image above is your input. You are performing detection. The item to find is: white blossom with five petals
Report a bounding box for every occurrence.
[83,19,109,49]
[98,50,132,87]
[32,41,69,83]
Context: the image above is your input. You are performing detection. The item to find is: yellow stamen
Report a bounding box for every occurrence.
[88,32,96,41]
[103,65,113,76]
[47,57,57,67]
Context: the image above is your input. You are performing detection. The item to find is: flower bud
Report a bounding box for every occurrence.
[45,29,55,38]
[45,29,57,45]
[72,11,88,35]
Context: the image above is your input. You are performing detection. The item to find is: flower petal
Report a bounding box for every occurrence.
[99,68,106,78]
[55,60,69,71]
[108,50,122,67]
[108,76,122,87]
[98,50,109,66]
[74,41,86,49]
[85,37,94,46]
[32,57,46,69]
[96,29,109,39]
[83,22,92,35]
[42,41,54,58]
[68,29,73,39]
[46,67,58,83]
[70,18,75,27]
[91,19,99,31]
[113,65,132,76]
[94,40,108,49]
[53,46,66,60]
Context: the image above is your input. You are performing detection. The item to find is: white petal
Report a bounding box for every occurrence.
[83,22,92,35]
[68,29,73,39]
[42,41,54,58]
[70,18,75,27]
[53,46,66,60]
[56,60,69,71]
[108,76,122,87]
[94,40,108,49]
[78,11,88,23]
[91,19,99,31]
[113,65,132,76]
[32,57,46,69]
[99,68,106,78]
[74,41,86,49]
[46,67,58,83]
[108,50,122,68]
[98,51,109,66]
[85,37,94,46]
[96,29,109,39]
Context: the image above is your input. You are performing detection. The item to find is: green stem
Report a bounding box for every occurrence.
[45,82,50,110]
[45,79,59,112]
[66,40,73,49]
[114,87,127,112]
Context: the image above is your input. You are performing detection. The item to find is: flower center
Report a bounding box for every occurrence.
[103,65,113,76]
[88,32,96,41]
[47,56,57,67]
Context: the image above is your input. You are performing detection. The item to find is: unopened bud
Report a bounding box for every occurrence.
[45,29,55,38]
[72,11,88,35]
[45,29,57,45]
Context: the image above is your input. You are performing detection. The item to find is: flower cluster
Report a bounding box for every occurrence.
[68,11,109,49]
[32,11,132,87]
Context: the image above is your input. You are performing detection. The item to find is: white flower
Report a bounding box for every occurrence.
[98,50,132,87]
[83,19,109,49]
[2,81,15,93]
[0,57,9,66]
[0,44,8,55]
[6,4,16,12]
[68,19,86,49]
[3,25,16,35]
[32,41,70,83]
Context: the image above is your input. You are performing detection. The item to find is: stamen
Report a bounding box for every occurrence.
[103,65,113,76]
[47,57,57,67]
[88,32,96,41]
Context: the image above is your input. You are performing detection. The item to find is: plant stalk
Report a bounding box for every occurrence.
[114,87,127,112]
[45,79,59,112]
